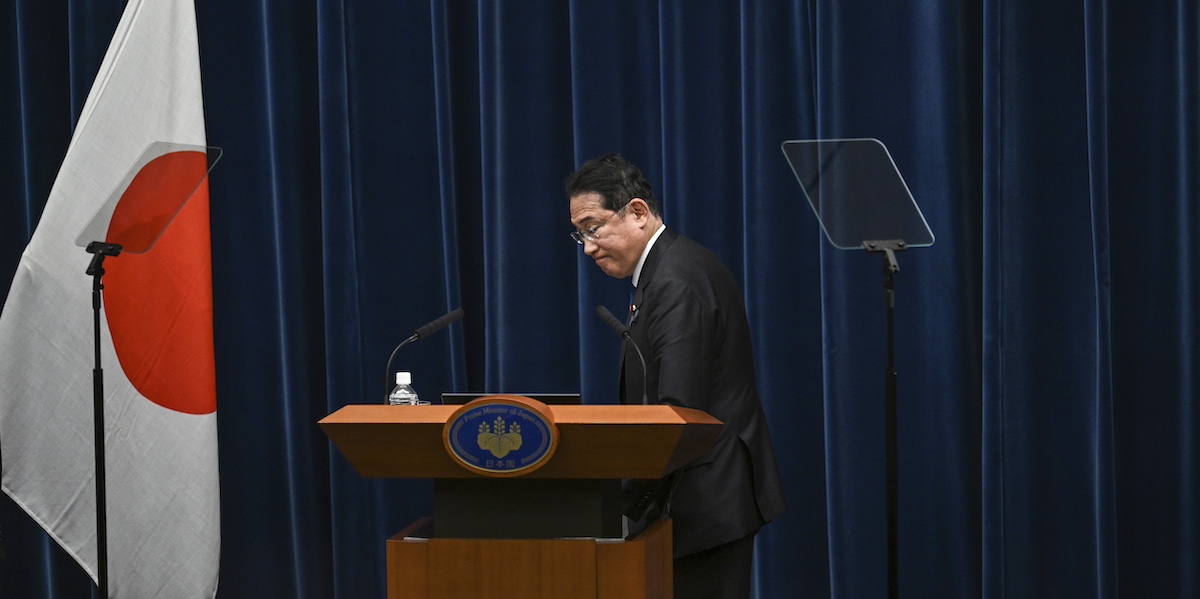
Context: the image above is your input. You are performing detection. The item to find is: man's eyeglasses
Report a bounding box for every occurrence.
[570,205,627,245]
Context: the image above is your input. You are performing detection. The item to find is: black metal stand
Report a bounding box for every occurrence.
[864,239,904,599]
[85,241,121,598]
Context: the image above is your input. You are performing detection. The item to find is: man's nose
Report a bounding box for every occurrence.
[582,239,599,257]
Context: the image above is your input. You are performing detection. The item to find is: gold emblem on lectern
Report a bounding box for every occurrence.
[444,395,557,477]
[477,416,523,458]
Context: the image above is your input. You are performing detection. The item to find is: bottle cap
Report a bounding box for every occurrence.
[395,371,412,385]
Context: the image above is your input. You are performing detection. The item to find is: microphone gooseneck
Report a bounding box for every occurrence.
[595,305,649,405]
[384,308,464,402]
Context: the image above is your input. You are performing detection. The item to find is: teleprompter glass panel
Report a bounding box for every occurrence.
[76,142,222,254]
[781,138,933,250]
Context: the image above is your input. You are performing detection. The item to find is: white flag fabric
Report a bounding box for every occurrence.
[0,0,220,597]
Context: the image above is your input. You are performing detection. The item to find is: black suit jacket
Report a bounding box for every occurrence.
[622,227,786,558]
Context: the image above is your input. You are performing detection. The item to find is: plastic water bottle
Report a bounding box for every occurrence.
[387,371,423,405]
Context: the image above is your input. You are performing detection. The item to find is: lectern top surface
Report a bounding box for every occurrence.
[317,403,722,426]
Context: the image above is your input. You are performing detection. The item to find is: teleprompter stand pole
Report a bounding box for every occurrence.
[85,241,121,598]
[864,239,905,599]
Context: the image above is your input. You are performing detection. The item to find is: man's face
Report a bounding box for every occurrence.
[569,192,645,279]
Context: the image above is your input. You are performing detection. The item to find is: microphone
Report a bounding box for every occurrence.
[384,308,464,402]
[595,305,648,405]
[412,307,464,341]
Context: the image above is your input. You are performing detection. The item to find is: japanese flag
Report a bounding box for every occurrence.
[0,0,220,596]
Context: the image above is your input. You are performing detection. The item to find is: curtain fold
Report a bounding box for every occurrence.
[1104,1,1200,596]
[2,1,1197,597]
[983,0,1111,592]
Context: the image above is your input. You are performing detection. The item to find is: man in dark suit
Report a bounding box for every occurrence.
[567,154,786,598]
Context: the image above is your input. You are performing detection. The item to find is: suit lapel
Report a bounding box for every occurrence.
[632,227,678,316]
[621,228,679,404]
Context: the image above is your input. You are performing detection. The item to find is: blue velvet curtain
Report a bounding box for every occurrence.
[1,1,1196,598]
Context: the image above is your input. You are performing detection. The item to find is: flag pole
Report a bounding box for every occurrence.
[85,241,122,598]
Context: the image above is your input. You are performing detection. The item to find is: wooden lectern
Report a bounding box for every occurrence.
[319,400,721,599]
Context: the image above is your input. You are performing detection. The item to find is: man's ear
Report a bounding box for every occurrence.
[627,197,651,222]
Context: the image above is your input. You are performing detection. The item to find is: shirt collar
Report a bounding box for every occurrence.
[632,224,666,288]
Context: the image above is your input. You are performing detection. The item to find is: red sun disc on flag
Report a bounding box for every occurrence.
[103,151,217,415]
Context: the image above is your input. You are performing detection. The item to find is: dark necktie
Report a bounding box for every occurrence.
[620,285,637,404]
[626,285,638,326]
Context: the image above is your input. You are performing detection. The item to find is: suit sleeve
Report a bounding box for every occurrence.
[642,277,716,413]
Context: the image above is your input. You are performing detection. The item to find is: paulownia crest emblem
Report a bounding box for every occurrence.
[477,416,523,458]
